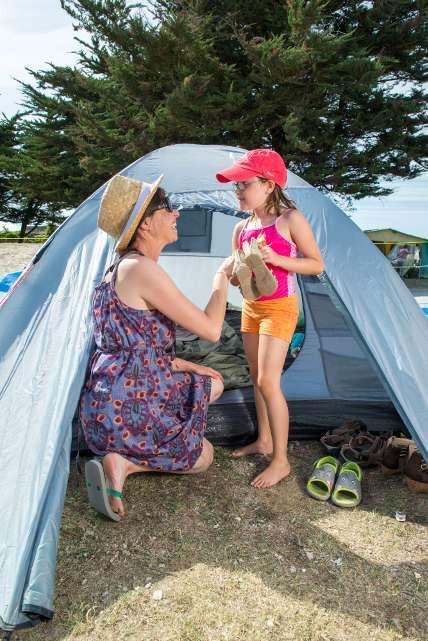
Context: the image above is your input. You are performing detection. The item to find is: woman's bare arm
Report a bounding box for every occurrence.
[119,256,231,342]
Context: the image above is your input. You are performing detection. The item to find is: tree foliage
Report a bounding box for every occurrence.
[0,115,66,235]
[9,0,428,213]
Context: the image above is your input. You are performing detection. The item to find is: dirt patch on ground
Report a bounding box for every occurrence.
[13,443,428,641]
[0,242,40,275]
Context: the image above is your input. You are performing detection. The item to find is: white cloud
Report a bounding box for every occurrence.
[0,24,79,73]
[0,15,82,116]
[349,175,428,236]
[1,0,72,33]
[0,1,83,116]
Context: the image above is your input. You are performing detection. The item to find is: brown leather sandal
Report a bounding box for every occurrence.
[320,419,368,455]
[379,436,413,476]
[403,444,428,492]
[339,433,386,468]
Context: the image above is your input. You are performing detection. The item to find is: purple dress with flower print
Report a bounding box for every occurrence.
[79,251,211,472]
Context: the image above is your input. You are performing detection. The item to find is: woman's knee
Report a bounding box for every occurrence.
[209,377,224,403]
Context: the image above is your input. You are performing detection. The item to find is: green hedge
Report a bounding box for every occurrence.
[0,229,55,243]
[0,235,45,243]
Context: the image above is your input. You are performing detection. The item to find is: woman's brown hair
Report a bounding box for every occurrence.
[127,187,168,249]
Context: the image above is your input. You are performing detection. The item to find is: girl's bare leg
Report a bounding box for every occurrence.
[251,334,291,488]
[232,332,273,457]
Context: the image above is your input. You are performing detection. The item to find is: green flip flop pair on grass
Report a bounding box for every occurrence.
[306,456,362,507]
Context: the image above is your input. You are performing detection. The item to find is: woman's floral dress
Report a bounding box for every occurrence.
[79,252,212,472]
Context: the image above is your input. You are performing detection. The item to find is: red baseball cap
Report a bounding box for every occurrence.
[216,149,287,188]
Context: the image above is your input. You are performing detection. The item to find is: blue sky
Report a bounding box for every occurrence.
[1,0,427,237]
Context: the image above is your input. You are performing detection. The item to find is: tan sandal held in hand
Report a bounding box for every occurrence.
[233,249,260,300]
[242,238,277,297]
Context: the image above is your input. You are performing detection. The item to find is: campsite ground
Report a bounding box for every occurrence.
[4,244,428,641]
[0,242,41,275]
[14,445,428,641]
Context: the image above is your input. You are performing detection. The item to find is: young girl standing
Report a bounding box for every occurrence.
[216,149,324,488]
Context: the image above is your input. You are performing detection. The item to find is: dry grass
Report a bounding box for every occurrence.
[14,443,427,641]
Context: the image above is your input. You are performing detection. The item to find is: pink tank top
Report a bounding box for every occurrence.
[239,215,297,301]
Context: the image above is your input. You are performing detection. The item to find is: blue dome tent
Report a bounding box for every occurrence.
[1,144,427,633]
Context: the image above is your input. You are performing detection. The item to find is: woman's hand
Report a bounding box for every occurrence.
[194,364,224,383]
[172,359,223,383]
[217,255,235,279]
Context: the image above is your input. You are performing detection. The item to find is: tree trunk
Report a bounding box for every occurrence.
[19,201,37,237]
[270,125,286,154]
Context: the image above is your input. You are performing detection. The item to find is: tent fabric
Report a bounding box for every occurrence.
[1,144,428,632]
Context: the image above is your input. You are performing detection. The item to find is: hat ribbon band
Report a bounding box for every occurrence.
[128,182,153,223]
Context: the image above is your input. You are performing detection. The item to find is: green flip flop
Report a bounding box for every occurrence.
[331,461,362,508]
[85,459,123,522]
[306,456,339,501]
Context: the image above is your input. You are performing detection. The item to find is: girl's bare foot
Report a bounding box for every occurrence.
[251,459,291,489]
[232,439,273,458]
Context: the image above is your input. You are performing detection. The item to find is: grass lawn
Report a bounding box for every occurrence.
[14,442,427,641]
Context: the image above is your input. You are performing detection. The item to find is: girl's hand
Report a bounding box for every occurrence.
[194,365,224,383]
[260,245,280,266]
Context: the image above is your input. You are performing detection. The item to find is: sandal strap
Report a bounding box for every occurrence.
[106,488,123,499]
[350,433,377,448]
[322,421,368,447]
[350,434,383,454]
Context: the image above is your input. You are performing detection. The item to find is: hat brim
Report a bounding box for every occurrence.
[115,175,163,253]
[216,165,259,183]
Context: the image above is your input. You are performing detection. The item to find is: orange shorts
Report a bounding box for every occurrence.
[241,295,299,343]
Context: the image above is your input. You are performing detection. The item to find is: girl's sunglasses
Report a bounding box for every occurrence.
[233,178,264,191]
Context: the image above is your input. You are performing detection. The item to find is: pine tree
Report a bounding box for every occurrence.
[18,0,427,209]
[0,115,66,236]
[0,116,16,216]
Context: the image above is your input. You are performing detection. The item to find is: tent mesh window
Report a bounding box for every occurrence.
[163,207,212,253]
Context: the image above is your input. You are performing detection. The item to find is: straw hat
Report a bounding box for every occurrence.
[98,174,163,252]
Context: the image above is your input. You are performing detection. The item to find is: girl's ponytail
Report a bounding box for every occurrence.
[261,180,296,216]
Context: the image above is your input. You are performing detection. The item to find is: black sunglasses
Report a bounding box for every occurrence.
[150,195,175,214]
